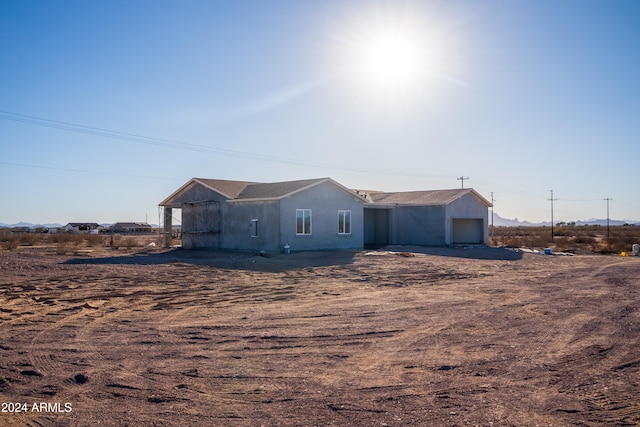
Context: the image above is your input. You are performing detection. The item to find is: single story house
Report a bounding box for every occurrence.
[110,222,153,234]
[160,178,364,252]
[159,177,492,252]
[64,223,100,234]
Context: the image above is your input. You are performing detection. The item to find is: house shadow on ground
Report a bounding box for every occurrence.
[63,245,523,271]
[378,245,524,261]
[62,248,360,272]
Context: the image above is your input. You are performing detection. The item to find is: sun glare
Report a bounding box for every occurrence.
[336,4,449,109]
[360,32,423,93]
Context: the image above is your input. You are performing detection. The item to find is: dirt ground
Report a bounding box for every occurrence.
[1,245,639,426]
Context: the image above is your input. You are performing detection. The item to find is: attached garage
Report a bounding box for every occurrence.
[452,218,484,244]
[363,188,492,247]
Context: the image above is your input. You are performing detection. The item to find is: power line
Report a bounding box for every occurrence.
[557,198,603,202]
[0,110,454,181]
[0,161,183,181]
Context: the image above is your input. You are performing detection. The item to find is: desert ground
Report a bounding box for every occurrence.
[1,244,639,426]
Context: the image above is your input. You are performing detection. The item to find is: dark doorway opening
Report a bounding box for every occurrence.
[364,208,390,248]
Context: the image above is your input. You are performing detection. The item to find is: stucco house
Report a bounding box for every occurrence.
[110,222,153,234]
[159,177,492,252]
[64,222,100,234]
[159,178,364,252]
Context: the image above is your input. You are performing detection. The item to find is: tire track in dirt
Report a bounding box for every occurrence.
[558,259,640,424]
[4,249,640,426]
[71,294,170,386]
[27,305,93,378]
[147,273,303,407]
[352,323,448,387]
[151,296,307,412]
[589,258,635,279]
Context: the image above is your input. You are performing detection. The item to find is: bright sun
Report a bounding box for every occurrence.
[329,4,456,110]
[358,31,424,94]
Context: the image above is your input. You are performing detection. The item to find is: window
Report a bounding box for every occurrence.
[338,210,351,235]
[250,219,258,237]
[296,209,311,235]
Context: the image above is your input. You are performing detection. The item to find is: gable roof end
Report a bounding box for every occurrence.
[159,178,256,206]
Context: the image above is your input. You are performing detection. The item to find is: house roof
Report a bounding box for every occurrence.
[195,179,257,199]
[160,178,492,208]
[111,222,152,228]
[159,178,256,206]
[160,177,365,206]
[365,188,492,207]
[235,178,330,200]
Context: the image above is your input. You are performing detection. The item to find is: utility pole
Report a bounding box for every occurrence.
[457,176,469,189]
[604,198,612,238]
[548,190,557,242]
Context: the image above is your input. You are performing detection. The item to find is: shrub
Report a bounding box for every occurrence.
[553,227,567,236]
[114,236,141,249]
[19,233,40,246]
[1,238,18,251]
[48,233,70,244]
[56,242,72,255]
[48,233,85,249]
[0,230,18,250]
[84,234,104,247]
[600,237,628,254]
[493,225,631,253]
[552,237,571,251]
[574,234,595,245]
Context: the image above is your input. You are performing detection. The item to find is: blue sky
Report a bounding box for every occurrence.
[1,0,639,225]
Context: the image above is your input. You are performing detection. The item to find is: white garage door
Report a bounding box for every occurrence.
[452,218,484,244]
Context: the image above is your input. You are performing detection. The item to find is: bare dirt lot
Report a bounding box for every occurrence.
[1,245,639,426]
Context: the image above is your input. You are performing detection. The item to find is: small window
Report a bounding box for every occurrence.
[296,209,312,235]
[338,210,351,235]
[250,219,258,237]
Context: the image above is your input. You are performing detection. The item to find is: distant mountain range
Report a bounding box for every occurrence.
[492,214,639,227]
[1,217,637,229]
[0,222,159,229]
[0,222,65,229]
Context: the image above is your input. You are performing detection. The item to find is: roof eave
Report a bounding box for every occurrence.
[439,188,493,208]
[227,197,280,203]
[230,178,366,203]
[367,202,444,207]
[466,188,493,208]
[159,178,198,207]
[192,178,239,199]
[159,178,237,207]
[322,178,369,203]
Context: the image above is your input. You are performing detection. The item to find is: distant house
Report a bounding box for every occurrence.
[10,226,33,233]
[160,177,492,252]
[64,223,100,234]
[110,222,153,234]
